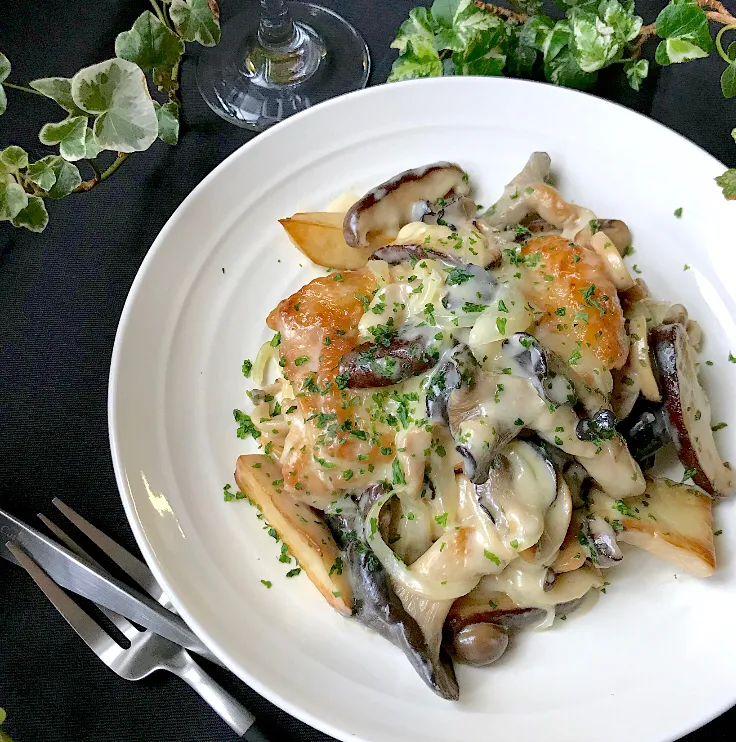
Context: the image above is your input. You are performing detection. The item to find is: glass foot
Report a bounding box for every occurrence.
[196,3,370,131]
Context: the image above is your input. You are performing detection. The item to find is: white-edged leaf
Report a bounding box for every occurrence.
[0,146,29,171]
[115,11,185,72]
[39,116,89,161]
[169,0,221,46]
[624,58,648,91]
[390,7,438,54]
[0,86,6,117]
[715,169,736,200]
[153,100,180,144]
[388,39,443,81]
[543,20,572,63]
[11,195,49,232]
[84,128,103,159]
[71,58,158,153]
[0,52,10,83]
[29,77,86,116]
[26,155,81,198]
[731,127,736,144]
[655,37,709,64]
[0,179,29,221]
[570,11,621,72]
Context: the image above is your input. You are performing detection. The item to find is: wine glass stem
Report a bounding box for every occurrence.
[258,0,296,48]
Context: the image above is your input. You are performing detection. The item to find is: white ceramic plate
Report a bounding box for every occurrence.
[109,77,736,742]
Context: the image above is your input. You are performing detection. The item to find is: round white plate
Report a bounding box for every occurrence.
[109,77,736,742]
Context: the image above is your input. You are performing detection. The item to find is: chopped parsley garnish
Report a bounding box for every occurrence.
[496,316,507,335]
[270,332,281,347]
[335,372,350,389]
[392,459,406,486]
[514,418,524,426]
[446,267,475,286]
[589,219,600,233]
[674,207,683,218]
[370,517,378,537]
[484,550,501,565]
[435,512,448,528]
[613,499,640,519]
[510,539,519,549]
[241,359,253,378]
[342,469,354,481]
[462,301,489,313]
[682,467,697,482]
[329,556,344,576]
[294,355,309,366]
[497,299,508,313]
[494,383,504,403]
[566,347,582,366]
[260,579,272,588]
[712,422,728,431]
[286,568,301,578]
[234,409,261,440]
[333,273,344,282]
[555,307,566,316]
[683,264,691,271]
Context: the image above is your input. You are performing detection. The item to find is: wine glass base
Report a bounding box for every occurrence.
[196,3,370,131]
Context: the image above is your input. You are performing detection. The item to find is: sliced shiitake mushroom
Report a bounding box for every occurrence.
[235,455,353,615]
[337,337,435,388]
[650,323,733,496]
[344,162,470,248]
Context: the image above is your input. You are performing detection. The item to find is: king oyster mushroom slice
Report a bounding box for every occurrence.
[586,515,624,567]
[425,344,478,425]
[618,403,672,464]
[479,152,552,229]
[475,440,558,550]
[338,337,435,389]
[650,323,733,496]
[501,332,575,407]
[420,195,478,232]
[344,163,470,248]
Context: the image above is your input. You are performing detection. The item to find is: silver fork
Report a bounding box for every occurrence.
[7,501,269,741]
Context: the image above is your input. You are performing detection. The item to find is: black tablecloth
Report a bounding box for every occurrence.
[1,1,734,740]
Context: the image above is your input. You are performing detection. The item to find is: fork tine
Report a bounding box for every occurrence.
[52,497,164,602]
[6,540,120,664]
[37,514,139,637]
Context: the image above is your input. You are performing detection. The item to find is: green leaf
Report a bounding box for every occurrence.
[624,58,648,91]
[508,39,537,77]
[169,0,221,46]
[728,41,736,62]
[430,0,502,52]
[655,0,713,64]
[716,169,736,200]
[520,15,554,51]
[0,86,6,117]
[27,155,81,198]
[545,47,598,89]
[39,115,89,161]
[390,7,438,54]
[388,39,443,81]
[115,11,185,72]
[0,179,29,221]
[0,146,29,172]
[598,0,642,43]
[570,10,621,72]
[732,127,736,144]
[721,62,736,99]
[0,52,10,83]
[452,26,507,75]
[543,20,572,63]
[11,195,49,232]
[84,128,103,159]
[71,58,158,153]
[29,77,86,115]
[655,37,710,64]
[431,0,464,27]
[153,100,180,144]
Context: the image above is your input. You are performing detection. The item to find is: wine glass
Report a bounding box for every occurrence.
[197,0,370,131]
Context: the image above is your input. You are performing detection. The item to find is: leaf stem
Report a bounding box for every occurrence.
[101,152,130,181]
[3,81,45,96]
[715,24,736,64]
[75,153,130,192]
[149,0,168,25]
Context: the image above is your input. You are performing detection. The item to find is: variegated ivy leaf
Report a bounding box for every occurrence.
[115,11,185,72]
[390,7,438,54]
[715,169,736,200]
[0,51,10,116]
[169,0,221,47]
[0,179,29,221]
[29,77,86,116]
[84,128,103,159]
[71,59,158,153]
[388,39,443,81]
[543,20,572,64]
[570,11,622,72]
[27,156,81,198]
[624,59,649,91]
[11,196,49,232]
[153,101,180,145]
[0,146,29,172]
[655,0,713,65]
[39,116,89,161]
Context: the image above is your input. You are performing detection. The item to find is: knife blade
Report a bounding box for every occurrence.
[0,507,221,667]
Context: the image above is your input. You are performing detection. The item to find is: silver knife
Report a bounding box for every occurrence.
[0,507,222,667]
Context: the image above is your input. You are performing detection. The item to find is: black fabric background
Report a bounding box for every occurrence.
[0,1,734,740]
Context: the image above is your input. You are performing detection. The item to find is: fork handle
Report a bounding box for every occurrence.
[171,655,260,737]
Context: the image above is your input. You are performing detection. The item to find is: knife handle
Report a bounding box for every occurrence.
[241,723,271,741]
[172,653,257,736]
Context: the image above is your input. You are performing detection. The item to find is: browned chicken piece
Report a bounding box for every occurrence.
[520,235,628,386]
[266,269,395,504]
